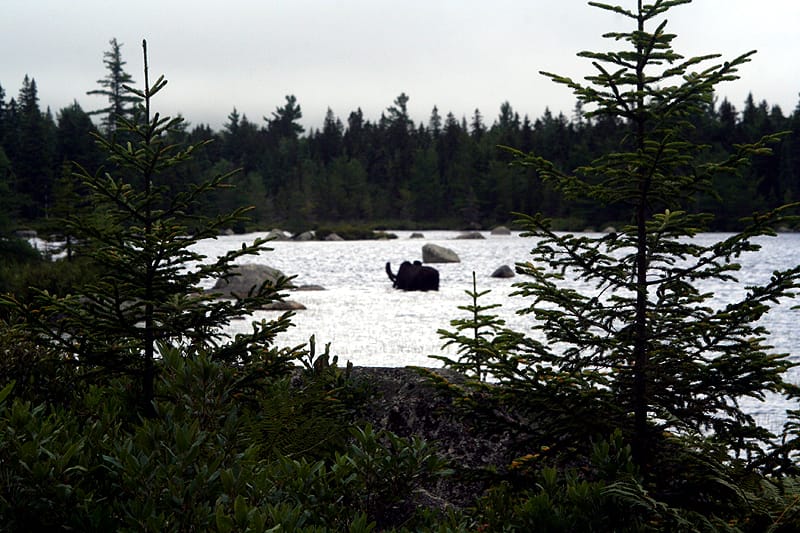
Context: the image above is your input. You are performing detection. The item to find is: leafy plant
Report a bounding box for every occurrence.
[336,424,454,530]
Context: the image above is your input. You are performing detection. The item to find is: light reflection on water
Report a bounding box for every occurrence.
[194,230,800,431]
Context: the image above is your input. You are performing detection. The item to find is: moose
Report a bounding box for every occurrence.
[385,260,440,291]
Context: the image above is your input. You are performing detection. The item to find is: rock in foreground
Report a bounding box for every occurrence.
[345,366,516,509]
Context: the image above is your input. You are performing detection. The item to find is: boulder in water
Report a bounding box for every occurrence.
[293,231,315,241]
[265,228,291,241]
[455,231,485,239]
[491,265,515,278]
[262,300,306,310]
[422,243,460,263]
[490,226,511,235]
[212,264,294,297]
[294,284,325,291]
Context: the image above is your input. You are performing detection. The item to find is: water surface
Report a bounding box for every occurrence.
[194,230,800,431]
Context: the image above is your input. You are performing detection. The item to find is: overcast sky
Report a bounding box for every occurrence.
[2,1,798,132]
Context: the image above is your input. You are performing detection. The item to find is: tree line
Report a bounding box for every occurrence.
[1,38,798,235]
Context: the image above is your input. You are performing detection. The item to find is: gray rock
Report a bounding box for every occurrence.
[262,300,306,310]
[325,232,344,241]
[490,226,511,235]
[294,284,325,291]
[212,264,294,297]
[422,243,460,263]
[455,231,485,239]
[491,265,515,278]
[293,231,315,241]
[342,366,517,509]
[14,229,37,239]
[410,232,425,239]
[265,228,291,241]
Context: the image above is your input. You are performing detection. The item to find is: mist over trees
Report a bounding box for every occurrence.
[0,40,798,234]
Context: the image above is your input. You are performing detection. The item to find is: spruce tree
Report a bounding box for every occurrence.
[515,0,800,465]
[265,94,304,139]
[10,76,56,219]
[441,0,800,476]
[0,148,13,232]
[3,41,296,415]
[86,38,141,135]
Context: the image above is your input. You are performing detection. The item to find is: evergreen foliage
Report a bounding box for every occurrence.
[86,38,142,135]
[501,0,800,466]
[6,76,56,220]
[1,34,798,232]
[434,272,530,381]
[0,351,460,532]
[1,41,298,415]
[432,0,800,527]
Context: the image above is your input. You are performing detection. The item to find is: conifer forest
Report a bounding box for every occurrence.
[2,1,800,530]
[1,38,799,235]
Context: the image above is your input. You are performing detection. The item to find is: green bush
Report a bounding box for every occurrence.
[0,384,122,531]
[2,256,100,303]
[0,347,465,532]
[0,237,41,296]
[0,331,81,406]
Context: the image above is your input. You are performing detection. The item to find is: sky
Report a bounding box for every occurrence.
[2,0,799,133]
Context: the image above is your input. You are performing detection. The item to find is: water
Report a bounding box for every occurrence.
[193,230,800,431]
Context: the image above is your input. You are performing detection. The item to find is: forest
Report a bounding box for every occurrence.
[1,37,799,236]
[2,0,800,530]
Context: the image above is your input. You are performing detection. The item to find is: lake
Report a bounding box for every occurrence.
[194,229,800,432]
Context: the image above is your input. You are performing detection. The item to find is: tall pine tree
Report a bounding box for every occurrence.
[10,76,56,220]
[439,0,800,492]
[86,38,141,135]
[515,0,800,466]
